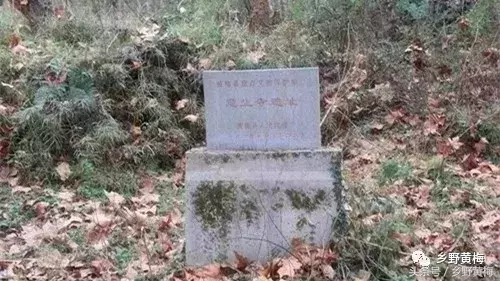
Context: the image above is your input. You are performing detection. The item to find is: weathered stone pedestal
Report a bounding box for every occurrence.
[185,148,346,266]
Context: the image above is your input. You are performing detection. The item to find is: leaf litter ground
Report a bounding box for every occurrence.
[1,114,499,280]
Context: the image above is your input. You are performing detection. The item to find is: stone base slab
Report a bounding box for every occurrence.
[185,148,346,266]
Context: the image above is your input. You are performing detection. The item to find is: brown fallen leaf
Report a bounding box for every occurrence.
[370,122,384,132]
[448,136,463,151]
[87,208,116,227]
[181,114,199,123]
[11,44,30,55]
[277,256,301,278]
[247,50,266,64]
[131,125,142,140]
[260,260,281,280]
[132,193,160,205]
[8,177,18,187]
[183,62,199,75]
[428,97,440,108]
[91,259,114,277]
[21,222,59,247]
[368,82,394,102]
[195,263,222,278]
[226,60,236,70]
[392,232,413,247]
[56,162,71,181]
[11,185,31,193]
[57,190,75,202]
[321,264,335,280]
[38,249,69,269]
[385,108,406,125]
[461,153,479,171]
[362,214,383,227]
[414,228,432,240]
[159,208,183,231]
[105,191,125,207]
[354,270,371,281]
[34,202,47,218]
[199,58,212,70]
[458,17,470,31]
[474,137,489,155]
[234,251,250,272]
[175,99,189,110]
[8,34,21,49]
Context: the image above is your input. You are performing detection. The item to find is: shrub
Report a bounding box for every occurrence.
[10,66,100,180]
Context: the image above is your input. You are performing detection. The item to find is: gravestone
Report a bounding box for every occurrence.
[185,67,346,266]
[203,68,321,150]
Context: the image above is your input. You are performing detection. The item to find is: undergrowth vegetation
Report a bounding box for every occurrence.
[0,0,499,280]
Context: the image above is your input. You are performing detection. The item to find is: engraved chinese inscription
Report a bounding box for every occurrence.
[203,68,320,150]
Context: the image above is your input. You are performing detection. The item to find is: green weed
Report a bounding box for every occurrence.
[0,200,35,230]
[50,20,96,45]
[466,0,500,35]
[75,159,138,198]
[109,228,137,270]
[478,121,500,145]
[38,194,59,206]
[78,185,107,200]
[378,159,413,186]
[68,228,86,247]
[339,214,414,280]
[114,246,135,270]
[157,181,183,216]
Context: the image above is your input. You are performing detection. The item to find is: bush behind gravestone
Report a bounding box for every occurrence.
[7,34,204,181]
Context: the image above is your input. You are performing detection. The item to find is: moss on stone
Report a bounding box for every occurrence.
[271,202,284,211]
[193,181,236,236]
[329,153,349,238]
[285,189,327,212]
[271,186,281,194]
[239,184,250,193]
[270,152,288,161]
[296,217,308,230]
[240,198,259,224]
[221,154,231,163]
[193,181,262,234]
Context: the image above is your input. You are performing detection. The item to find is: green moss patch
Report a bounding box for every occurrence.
[285,189,327,212]
[193,181,237,236]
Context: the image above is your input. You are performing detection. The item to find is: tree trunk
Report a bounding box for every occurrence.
[248,0,272,33]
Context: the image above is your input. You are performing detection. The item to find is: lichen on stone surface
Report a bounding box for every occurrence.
[285,189,327,212]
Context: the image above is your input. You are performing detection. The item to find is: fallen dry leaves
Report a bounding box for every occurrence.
[179,239,340,281]
[176,99,190,111]
[246,50,266,64]
[56,162,71,181]
[182,114,199,123]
